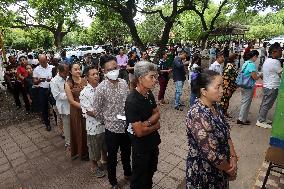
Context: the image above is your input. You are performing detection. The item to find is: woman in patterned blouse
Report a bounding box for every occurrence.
[220,53,239,117]
[186,70,238,189]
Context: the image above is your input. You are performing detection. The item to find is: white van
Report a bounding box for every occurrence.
[269,36,284,45]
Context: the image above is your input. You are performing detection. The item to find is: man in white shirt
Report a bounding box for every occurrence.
[79,66,107,178]
[50,63,70,146]
[256,44,283,129]
[209,52,224,75]
[33,54,54,131]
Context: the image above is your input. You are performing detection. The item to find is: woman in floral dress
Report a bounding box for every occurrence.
[220,54,239,117]
[186,70,238,189]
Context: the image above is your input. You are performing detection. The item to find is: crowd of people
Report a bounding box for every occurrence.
[1,41,283,189]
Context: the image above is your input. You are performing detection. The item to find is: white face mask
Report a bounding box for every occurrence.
[105,69,119,81]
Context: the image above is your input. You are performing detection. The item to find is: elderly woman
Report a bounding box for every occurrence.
[220,53,239,117]
[125,61,161,189]
[186,70,238,188]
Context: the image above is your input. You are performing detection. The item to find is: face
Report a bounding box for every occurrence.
[271,48,282,59]
[180,52,187,60]
[70,64,81,77]
[142,52,148,59]
[9,56,16,64]
[38,55,48,67]
[104,60,118,74]
[19,57,28,66]
[252,55,258,62]
[217,55,225,64]
[119,49,124,55]
[138,71,158,90]
[26,65,33,74]
[85,56,92,63]
[87,69,100,86]
[201,75,223,103]
[60,65,69,79]
[163,53,168,60]
[132,52,137,59]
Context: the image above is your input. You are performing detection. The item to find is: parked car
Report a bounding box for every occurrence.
[66,46,105,59]
[268,36,284,45]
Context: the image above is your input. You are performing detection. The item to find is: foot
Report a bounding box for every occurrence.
[256,120,272,129]
[46,125,51,131]
[25,111,30,115]
[174,106,183,111]
[265,119,273,124]
[179,103,185,107]
[236,120,250,125]
[92,167,106,178]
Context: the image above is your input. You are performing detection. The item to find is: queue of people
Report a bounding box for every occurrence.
[1,41,283,189]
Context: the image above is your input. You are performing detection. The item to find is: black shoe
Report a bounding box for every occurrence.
[175,106,183,111]
[237,120,250,125]
[46,125,51,131]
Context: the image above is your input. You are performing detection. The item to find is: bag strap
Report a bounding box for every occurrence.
[241,61,251,73]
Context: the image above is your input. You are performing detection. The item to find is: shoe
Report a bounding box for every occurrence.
[179,103,185,107]
[265,119,273,124]
[46,125,51,131]
[236,120,250,125]
[111,185,121,189]
[256,120,272,129]
[175,106,183,111]
[93,167,106,178]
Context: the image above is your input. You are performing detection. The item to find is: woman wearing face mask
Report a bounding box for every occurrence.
[186,70,238,189]
[125,61,161,189]
[65,63,89,160]
[237,50,261,125]
[220,53,239,117]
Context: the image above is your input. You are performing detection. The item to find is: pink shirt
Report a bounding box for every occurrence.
[116,54,128,68]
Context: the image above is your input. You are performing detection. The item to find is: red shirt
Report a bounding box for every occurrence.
[17,66,28,79]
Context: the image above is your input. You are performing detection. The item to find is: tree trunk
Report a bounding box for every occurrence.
[54,32,66,50]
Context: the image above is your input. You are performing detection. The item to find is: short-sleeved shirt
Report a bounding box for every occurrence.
[242,60,257,86]
[125,90,161,153]
[209,61,223,75]
[17,66,28,81]
[262,58,282,89]
[158,59,169,79]
[127,59,136,74]
[116,54,128,68]
[33,64,54,88]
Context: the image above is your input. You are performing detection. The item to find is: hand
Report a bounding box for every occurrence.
[226,157,238,180]
[46,78,52,82]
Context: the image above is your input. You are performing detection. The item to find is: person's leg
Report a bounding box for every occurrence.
[238,88,254,122]
[13,81,21,108]
[62,114,70,146]
[105,130,120,186]
[258,88,279,122]
[148,148,159,188]
[20,85,30,112]
[174,81,183,108]
[130,151,150,189]
[119,133,132,178]
[258,57,265,71]
[158,77,166,101]
[189,93,197,107]
[39,88,50,128]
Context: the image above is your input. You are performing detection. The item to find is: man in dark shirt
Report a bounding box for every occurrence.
[173,50,188,111]
[125,61,161,189]
[223,43,230,67]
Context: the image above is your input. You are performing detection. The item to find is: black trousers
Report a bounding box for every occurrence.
[130,147,159,189]
[13,81,30,111]
[38,88,50,127]
[105,129,132,186]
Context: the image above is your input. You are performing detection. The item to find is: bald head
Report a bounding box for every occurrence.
[38,54,48,68]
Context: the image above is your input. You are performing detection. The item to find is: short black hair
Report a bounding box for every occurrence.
[269,43,282,54]
[85,65,99,77]
[100,55,117,68]
[216,51,224,58]
[179,50,188,55]
[18,55,27,61]
[247,50,259,59]
[58,62,69,73]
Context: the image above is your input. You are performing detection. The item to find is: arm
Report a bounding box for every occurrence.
[132,121,160,137]
[147,107,160,125]
[33,69,42,85]
[79,89,95,118]
[93,85,104,120]
[251,72,260,80]
[65,82,81,109]
[174,59,185,69]
[50,81,67,101]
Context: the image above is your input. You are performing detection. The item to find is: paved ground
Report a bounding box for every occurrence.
[0,76,277,189]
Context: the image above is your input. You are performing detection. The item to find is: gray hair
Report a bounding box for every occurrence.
[134,61,157,78]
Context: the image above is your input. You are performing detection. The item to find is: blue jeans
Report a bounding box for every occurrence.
[189,93,197,107]
[175,81,184,107]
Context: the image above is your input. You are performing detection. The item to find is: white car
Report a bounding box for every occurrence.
[66,46,105,59]
[269,36,284,45]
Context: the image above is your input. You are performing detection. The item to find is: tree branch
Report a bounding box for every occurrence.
[209,0,228,30]
[11,19,55,33]
[201,0,209,14]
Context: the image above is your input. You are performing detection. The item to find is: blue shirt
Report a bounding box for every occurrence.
[242,60,257,85]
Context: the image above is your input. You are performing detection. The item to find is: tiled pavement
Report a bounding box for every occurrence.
[0,78,282,189]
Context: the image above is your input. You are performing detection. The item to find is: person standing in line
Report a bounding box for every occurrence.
[65,63,89,160]
[223,43,230,67]
[243,42,252,61]
[209,52,225,75]
[209,44,217,66]
[186,70,238,189]
[93,55,131,189]
[16,56,31,114]
[127,51,137,90]
[125,61,161,189]
[140,51,149,61]
[158,52,172,105]
[220,54,239,117]
[256,44,283,129]
[116,48,129,82]
[237,50,262,125]
[258,43,268,71]
[173,50,188,111]
[79,66,107,178]
[33,54,54,131]
[50,63,71,150]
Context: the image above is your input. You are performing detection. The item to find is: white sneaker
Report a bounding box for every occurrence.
[256,120,272,129]
[265,119,273,124]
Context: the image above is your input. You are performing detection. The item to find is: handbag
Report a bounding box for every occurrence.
[236,62,255,89]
